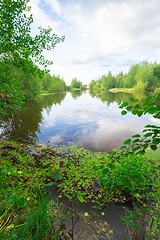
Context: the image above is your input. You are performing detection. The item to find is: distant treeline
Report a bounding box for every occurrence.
[4,67,67,101]
[89,61,160,92]
[42,76,87,93]
[42,73,66,93]
[67,78,87,91]
[3,61,160,103]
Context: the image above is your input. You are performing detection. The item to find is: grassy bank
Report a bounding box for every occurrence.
[0,139,160,239]
[40,91,66,95]
[109,88,134,93]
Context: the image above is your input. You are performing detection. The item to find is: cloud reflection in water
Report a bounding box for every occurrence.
[37,92,153,152]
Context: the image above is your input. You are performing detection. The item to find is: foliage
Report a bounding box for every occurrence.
[0,0,65,114]
[1,191,60,240]
[1,138,159,239]
[70,78,82,89]
[55,144,160,206]
[89,89,160,239]
[118,92,160,155]
[114,91,160,239]
[0,140,57,239]
[41,73,66,93]
[89,61,160,93]
[89,80,96,90]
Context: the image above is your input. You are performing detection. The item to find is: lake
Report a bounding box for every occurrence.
[0,90,157,153]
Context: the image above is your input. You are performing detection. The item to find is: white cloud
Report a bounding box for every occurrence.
[29,0,160,84]
[45,0,61,15]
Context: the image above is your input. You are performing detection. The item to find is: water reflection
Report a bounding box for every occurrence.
[90,90,133,106]
[0,91,157,152]
[0,92,66,141]
[70,90,83,99]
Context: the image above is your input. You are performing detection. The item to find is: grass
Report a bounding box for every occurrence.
[0,139,160,239]
[109,88,134,93]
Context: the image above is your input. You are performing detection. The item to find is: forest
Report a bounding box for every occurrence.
[89,61,160,93]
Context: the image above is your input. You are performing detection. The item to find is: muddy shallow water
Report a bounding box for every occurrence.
[47,184,129,240]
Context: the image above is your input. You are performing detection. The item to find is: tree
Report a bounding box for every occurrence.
[125,64,139,88]
[153,62,160,81]
[71,78,82,89]
[42,73,53,92]
[134,62,156,91]
[107,75,116,89]
[101,75,108,90]
[115,72,124,88]
[89,80,96,91]
[0,0,65,114]
[50,75,66,93]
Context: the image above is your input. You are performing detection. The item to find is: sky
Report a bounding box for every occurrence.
[29,0,160,85]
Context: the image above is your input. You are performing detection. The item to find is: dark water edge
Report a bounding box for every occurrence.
[47,184,129,240]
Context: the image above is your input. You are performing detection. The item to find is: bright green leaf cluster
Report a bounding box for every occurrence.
[119,92,160,154]
[0,0,65,115]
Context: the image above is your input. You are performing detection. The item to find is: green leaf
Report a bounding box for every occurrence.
[150,145,157,150]
[139,150,145,155]
[120,146,127,150]
[130,98,139,102]
[124,139,131,144]
[1,168,7,175]
[145,125,157,128]
[154,112,160,118]
[66,194,72,199]
[156,105,160,111]
[77,192,84,202]
[134,104,140,109]
[132,134,141,138]
[132,110,138,115]
[132,139,140,143]
[148,108,157,114]
[44,182,54,187]
[143,129,148,132]
[109,164,116,170]
[52,171,60,179]
[55,162,60,170]
[144,139,151,143]
[134,193,140,198]
[153,129,159,134]
[126,106,132,111]
[142,144,148,150]
[152,138,160,144]
[144,132,153,137]
[121,110,127,115]
[155,94,160,101]
[16,197,25,208]
[120,102,128,108]
[137,111,143,117]
[102,168,109,175]
[143,96,152,102]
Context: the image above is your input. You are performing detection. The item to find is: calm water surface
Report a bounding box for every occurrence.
[0,91,157,152]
